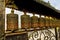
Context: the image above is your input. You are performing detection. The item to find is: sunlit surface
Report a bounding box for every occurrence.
[35,14,40,18]
[50,17,53,19]
[46,16,49,19]
[41,15,45,18]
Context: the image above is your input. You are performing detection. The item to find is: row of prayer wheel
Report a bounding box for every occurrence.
[7,9,60,31]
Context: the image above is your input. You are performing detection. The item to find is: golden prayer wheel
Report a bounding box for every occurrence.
[50,17,53,27]
[51,18,57,27]
[58,20,60,27]
[56,19,60,27]
[55,19,58,27]
[21,12,31,29]
[39,15,46,28]
[45,16,50,27]
[7,9,18,31]
[52,18,57,27]
[39,17,46,28]
[31,14,38,28]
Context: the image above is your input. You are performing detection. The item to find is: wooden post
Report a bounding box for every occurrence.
[0,0,5,40]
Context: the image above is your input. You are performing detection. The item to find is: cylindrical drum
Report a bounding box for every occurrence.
[39,17,46,27]
[52,18,56,27]
[45,17,50,27]
[50,19,53,27]
[21,14,31,29]
[58,20,60,27]
[7,14,18,31]
[31,14,38,28]
[57,20,60,27]
[55,19,57,27]
[55,19,58,27]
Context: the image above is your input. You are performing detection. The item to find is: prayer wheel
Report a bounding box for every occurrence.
[50,17,53,27]
[31,14,38,28]
[57,19,60,27]
[7,9,18,31]
[45,16,50,27]
[52,18,56,27]
[21,12,31,29]
[39,15,46,28]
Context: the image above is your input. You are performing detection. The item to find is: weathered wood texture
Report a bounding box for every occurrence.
[0,0,5,40]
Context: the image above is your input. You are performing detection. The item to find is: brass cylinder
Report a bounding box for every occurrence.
[57,19,60,27]
[45,16,50,27]
[39,17,46,27]
[21,12,31,29]
[52,18,56,27]
[31,14,38,28]
[50,17,53,27]
[7,9,18,31]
